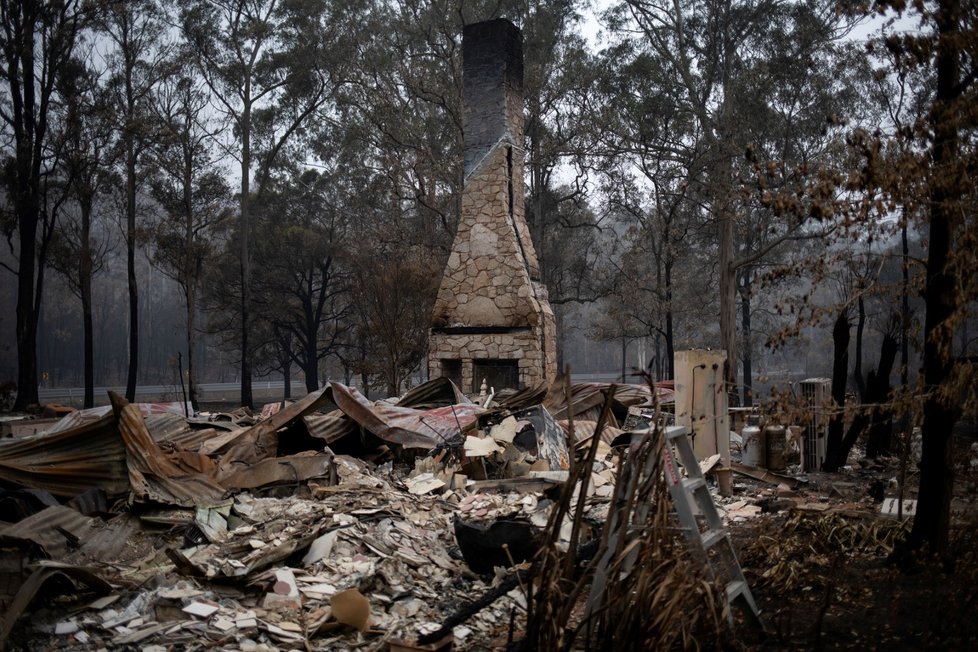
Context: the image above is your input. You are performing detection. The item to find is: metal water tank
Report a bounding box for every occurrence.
[741,423,765,468]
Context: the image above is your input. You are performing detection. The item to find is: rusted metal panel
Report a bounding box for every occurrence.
[111,393,225,507]
[396,377,473,408]
[0,412,128,497]
[145,413,196,443]
[302,413,357,445]
[221,454,334,490]
[160,426,228,453]
[238,385,335,442]
[212,429,278,483]
[543,382,673,421]
[330,383,484,449]
[41,402,192,435]
[0,505,99,559]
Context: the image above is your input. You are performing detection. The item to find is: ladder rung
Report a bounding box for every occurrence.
[701,528,726,549]
[665,427,687,440]
[682,477,706,492]
[726,580,746,601]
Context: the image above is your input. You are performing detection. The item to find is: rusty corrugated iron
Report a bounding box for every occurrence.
[111,393,225,507]
[221,454,334,490]
[396,377,473,408]
[330,382,484,449]
[145,413,196,442]
[303,412,357,444]
[543,382,674,420]
[0,412,128,497]
[40,401,192,435]
[0,505,100,558]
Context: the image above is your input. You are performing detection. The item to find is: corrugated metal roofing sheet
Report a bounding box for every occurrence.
[0,412,129,497]
[396,377,473,408]
[113,395,226,507]
[0,505,99,558]
[330,383,484,449]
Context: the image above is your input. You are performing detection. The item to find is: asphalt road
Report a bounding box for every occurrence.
[34,374,625,408]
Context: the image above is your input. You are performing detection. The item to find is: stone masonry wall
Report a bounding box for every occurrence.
[428,19,557,392]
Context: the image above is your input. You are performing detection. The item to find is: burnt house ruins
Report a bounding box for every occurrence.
[428,19,557,393]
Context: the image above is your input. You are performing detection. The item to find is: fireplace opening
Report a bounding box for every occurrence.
[439,359,463,389]
[472,359,520,393]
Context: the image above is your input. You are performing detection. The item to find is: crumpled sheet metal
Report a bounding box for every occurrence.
[329,382,484,449]
[237,385,336,443]
[0,412,128,497]
[0,505,100,559]
[112,393,226,508]
[211,429,279,483]
[145,413,199,444]
[303,412,357,445]
[395,377,473,408]
[211,386,335,478]
[543,382,671,420]
[221,454,333,490]
[40,402,192,435]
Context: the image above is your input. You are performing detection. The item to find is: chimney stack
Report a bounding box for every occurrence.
[428,19,557,393]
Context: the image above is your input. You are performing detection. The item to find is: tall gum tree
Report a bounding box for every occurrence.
[48,57,117,409]
[149,66,232,409]
[0,0,88,410]
[179,0,365,407]
[250,168,350,394]
[755,1,976,556]
[98,0,171,401]
[606,0,862,397]
[893,0,978,558]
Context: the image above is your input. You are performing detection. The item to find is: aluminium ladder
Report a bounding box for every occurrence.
[662,424,764,628]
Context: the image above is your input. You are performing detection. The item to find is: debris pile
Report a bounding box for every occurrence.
[0,372,954,650]
[0,377,668,650]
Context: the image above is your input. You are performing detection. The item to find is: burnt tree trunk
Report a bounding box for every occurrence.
[283,360,292,400]
[739,272,753,407]
[664,254,675,379]
[834,333,899,465]
[866,334,898,457]
[907,0,963,558]
[854,293,866,400]
[823,312,850,471]
[125,139,139,402]
[239,99,254,409]
[79,194,95,409]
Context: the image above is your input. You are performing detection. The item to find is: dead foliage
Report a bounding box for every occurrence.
[518,386,732,651]
[741,512,911,593]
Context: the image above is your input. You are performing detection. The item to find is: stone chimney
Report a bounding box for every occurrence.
[428,18,557,393]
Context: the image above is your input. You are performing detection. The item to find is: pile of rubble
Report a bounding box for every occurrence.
[3,373,944,650]
[0,377,670,650]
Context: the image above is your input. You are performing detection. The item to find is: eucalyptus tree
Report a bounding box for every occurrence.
[47,57,117,408]
[250,168,351,394]
[0,0,91,409]
[602,0,865,398]
[148,65,233,408]
[97,0,172,401]
[339,0,464,254]
[864,0,978,559]
[179,0,367,407]
[518,0,598,274]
